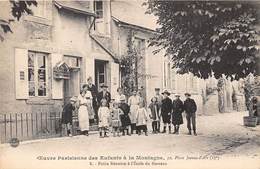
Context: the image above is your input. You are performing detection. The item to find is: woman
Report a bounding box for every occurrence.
[128,89,141,134]
[114,87,126,103]
[78,89,92,136]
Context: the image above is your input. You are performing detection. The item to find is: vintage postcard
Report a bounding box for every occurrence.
[0,0,259,169]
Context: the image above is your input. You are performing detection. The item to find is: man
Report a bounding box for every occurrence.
[154,88,163,132]
[183,93,197,136]
[161,90,172,134]
[83,77,98,122]
[172,94,184,134]
[128,89,141,134]
[97,84,111,107]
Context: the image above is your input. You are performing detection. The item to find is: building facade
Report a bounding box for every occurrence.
[0,0,245,115]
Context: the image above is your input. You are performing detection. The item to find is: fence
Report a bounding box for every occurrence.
[0,112,98,144]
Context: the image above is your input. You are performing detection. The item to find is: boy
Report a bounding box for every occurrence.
[119,95,131,136]
[61,97,76,137]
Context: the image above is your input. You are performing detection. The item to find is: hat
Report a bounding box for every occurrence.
[162,90,171,96]
[100,84,108,88]
[184,92,191,96]
[175,93,180,97]
[119,95,126,101]
[70,96,77,102]
[155,88,160,91]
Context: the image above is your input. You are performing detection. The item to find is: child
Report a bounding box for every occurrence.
[61,97,76,137]
[98,99,110,138]
[148,97,160,134]
[118,95,131,136]
[111,102,123,137]
[136,101,149,136]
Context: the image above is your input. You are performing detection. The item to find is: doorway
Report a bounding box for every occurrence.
[63,70,80,105]
[95,60,108,92]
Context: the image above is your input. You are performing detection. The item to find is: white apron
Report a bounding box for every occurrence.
[128,95,141,124]
[78,92,92,131]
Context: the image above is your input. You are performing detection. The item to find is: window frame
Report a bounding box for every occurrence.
[94,0,104,19]
[28,51,49,98]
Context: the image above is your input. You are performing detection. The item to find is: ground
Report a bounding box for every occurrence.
[0,111,259,169]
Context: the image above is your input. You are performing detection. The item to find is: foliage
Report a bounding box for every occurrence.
[0,0,37,41]
[145,1,259,80]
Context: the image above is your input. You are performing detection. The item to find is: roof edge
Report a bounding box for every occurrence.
[112,16,157,33]
[54,1,96,17]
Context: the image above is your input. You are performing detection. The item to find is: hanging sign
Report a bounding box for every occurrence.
[53,61,70,80]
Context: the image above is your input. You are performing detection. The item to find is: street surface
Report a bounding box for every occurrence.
[0,111,259,169]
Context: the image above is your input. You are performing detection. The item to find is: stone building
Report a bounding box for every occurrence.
[0,0,245,115]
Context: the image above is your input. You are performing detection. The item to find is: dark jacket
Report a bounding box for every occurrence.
[61,103,75,124]
[161,97,172,115]
[183,98,197,115]
[97,91,111,107]
[119,103,131,127]
[172,99,184,125]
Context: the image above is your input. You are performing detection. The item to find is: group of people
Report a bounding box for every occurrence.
[61,76,198,138]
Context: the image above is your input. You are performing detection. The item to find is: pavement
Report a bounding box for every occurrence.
[0,111,260,169]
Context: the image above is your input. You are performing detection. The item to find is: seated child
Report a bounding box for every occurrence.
[61,97,76,137]
[98,99,110,138]
[136,101,149,136]
[111,102,123,137]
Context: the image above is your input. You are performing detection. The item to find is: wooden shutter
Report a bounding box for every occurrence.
[85,57,95,84]
[51,53,63,99]
[15,48,29,99]
[110,62,119,99]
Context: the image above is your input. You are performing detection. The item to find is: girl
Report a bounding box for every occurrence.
[98,99,110,138]
[110,102,123,137]
[119,95,131,136]
[148,97,160,134]
[136,101,148,136]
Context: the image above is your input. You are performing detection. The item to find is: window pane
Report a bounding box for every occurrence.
[37,54,46,68]
[96,1,103,10]
[28,52,35,68]
[99,75,105,83]
[38,82,46,96]
[38,69,46,82]
[28,68,34,81]
[29,82,35,96]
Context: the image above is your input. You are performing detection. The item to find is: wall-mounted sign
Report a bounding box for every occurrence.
[53,61,70,80]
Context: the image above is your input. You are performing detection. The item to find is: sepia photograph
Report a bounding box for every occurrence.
[0,0,259,169]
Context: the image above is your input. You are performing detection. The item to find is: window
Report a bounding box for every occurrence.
[94,1,103,19]
[171,68,176,90]
[28,51,48,97]
[64,56,81,68]
[31,1,47,18]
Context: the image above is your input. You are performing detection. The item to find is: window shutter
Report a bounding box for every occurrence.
[110,62,119,99]
[51,53,63,99]
[15,48,29,99]
[85,57,95,84]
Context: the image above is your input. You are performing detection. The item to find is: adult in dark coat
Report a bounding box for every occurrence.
[161,90,172,134]
[183,93,197,136]
[172,94,184,134]
[83,77,98,123]
[118,95,131,136]
[97,84,111,107]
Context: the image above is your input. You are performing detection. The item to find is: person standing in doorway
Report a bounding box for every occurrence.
[84,77,98,123]
[128,89,141,134]
[172,94,184,134]
[97,84,111,107]
[161,90,172,134]
[183,93,197,136]
[154,88,163,132]
[77,90,92,136]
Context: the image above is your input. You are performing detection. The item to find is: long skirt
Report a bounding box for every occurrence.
[78,105,89,131]
[130,105,138,123]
